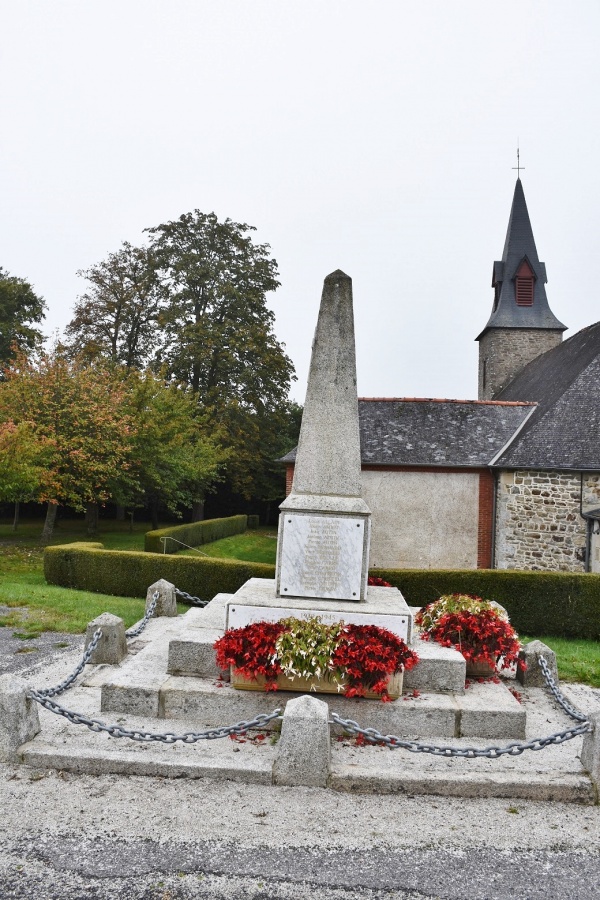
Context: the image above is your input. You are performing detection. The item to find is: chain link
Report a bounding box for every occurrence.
[125,591,159,638]
[27,596,281,743]
[31,629,103,699]
[330,655,594,757]
[174,587,208,608]
[29,692,281,743]
[538,656,589,722]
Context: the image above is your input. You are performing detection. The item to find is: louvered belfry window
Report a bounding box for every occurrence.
[515,260,534,306]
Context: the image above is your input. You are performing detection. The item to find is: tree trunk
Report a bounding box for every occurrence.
[115,505,126,521]
[41,502,58,545]
[12,502,20,532]
[191,500,205,522]
[151,498,159,531]
[85,502,99,536]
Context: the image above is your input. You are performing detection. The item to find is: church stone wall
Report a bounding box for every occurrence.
[362,469,480,569]
[495,470,600,571]
[478,329,562,399]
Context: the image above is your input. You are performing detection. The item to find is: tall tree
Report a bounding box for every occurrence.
[146,211,294,406]
[145,211,296,500]
[0,267,46,371]
[65,243,164,369]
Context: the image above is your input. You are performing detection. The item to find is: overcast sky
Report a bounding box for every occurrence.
[2,1,599,403]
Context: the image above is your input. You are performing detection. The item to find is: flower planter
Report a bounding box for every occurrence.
[466,660,497,678]
[231,668,403,700]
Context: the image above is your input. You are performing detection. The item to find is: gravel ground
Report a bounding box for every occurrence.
[0,607,83,678]
[1,639,599,899]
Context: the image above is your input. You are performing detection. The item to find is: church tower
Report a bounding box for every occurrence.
[476,179,566,399]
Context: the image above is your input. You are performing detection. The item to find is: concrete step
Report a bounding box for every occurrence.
[97,664,526,739]
[16,681,593,802]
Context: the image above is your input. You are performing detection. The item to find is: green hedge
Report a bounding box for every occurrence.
[371,567,600,641]
[144,515,248,554]
[42,545,600,640]
[45,542,274,601]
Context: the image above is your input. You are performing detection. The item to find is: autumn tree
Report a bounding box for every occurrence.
[121,369,229,529]
[62,211,297,509]
[0,267,46,371]
[0,420,54,529]
[0,348,137,542]
[64,243,164,369]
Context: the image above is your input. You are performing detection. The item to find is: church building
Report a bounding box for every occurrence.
[282,179,600,573]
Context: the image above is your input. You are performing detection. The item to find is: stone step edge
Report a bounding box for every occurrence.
[18,744,595,803]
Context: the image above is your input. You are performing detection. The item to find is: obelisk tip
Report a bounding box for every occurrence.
[324,269,351,283]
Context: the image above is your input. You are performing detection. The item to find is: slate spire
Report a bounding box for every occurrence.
[476,179,566,338]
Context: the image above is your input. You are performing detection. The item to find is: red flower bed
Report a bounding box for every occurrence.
[214,617,419,700]
[415,594,524,669]
[331,623,418,700]
[214,620,284,690]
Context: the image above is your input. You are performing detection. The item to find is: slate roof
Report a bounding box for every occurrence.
[280,399,535,469]
[493,322,600,469]
[476,179,566,339]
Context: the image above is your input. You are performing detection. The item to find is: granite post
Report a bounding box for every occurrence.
[275,270,371,603]
[0,675,41,762]
[147,579,177,617]
[272,694,330,787]
[581,710,600,790]
[85,613,128,665]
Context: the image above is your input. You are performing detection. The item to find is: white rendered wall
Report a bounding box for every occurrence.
[362,470,480,569]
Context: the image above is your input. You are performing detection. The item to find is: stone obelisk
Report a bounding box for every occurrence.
[275,270,371,602]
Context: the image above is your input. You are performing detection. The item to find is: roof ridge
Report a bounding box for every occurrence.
[358,397,536,406]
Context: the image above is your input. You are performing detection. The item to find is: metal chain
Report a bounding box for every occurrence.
[174,587,208,608]
[538,656,589,722]
[125,591,159,638]
[28,692,282,743]
[329,655,594,758]
[31,629,103,699]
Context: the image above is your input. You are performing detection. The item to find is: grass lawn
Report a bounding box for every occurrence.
[180,527,278,565]
[0,518,176,636]
[523,635,600,688]
[1,520,599,687]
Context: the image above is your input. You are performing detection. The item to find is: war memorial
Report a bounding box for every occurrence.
[1,271,599,800]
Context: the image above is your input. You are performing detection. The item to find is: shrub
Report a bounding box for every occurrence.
[370,568,600,640]
[415,594,522,672]
[44,542,274,601]
[144,515,248,554]
[247,515,260,529]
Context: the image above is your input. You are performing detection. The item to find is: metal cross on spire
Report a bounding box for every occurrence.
[512,145,525,178]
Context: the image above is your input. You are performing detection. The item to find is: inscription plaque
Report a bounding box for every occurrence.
[278,514,365,600]
[228,604,409,642]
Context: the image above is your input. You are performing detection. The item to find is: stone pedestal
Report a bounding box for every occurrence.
[227,578,413,644]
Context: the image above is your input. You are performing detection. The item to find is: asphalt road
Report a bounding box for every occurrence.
[1,762,599,900]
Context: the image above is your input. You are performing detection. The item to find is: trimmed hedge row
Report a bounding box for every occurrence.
[371,567,600,641]
[43,544,600,640]
[45,543,275,601]
[144,515,248,554]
